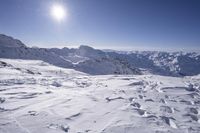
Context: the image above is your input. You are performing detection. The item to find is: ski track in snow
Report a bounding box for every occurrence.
[0,59,200,133]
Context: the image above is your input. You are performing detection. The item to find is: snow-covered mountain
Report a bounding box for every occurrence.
[0,34,200,76]
[1,34,200,132]
[108,51,200,76]
[1,59,200,133]
[0,34,26,48]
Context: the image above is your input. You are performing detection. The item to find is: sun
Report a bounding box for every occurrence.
[51,4,66,22]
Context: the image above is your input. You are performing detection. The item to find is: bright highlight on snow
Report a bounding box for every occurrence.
[51,4,66,22]
[1,34,200,133]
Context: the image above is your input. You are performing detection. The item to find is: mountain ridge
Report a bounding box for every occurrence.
[0,34,200,76]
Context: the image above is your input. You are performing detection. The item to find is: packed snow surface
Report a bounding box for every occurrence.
[1,59,200,133]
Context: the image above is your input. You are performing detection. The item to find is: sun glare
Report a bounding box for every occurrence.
[51,4,66,22]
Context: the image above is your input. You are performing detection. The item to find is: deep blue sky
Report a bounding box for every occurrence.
[0,0,200,50]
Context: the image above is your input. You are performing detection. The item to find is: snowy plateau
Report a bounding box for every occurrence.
[0,34,200,133]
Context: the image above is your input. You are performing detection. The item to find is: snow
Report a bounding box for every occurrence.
[1,34,200,76]
[1,59,200,133]
[0,34,25,48]
[1,34,200,132]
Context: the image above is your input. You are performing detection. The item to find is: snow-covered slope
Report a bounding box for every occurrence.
[0,59,200,133]
[0,34,141,75]
[0,34,200,76]
[0,34,26,48]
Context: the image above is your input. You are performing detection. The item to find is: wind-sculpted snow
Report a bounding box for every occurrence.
[1,34,200,76]
[1,59,200,133]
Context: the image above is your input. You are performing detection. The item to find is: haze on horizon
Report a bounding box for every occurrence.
[0,0,200,51]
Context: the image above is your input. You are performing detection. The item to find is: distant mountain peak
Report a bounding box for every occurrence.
[0,34,26,48]
[79,45,94,50]
[1,34,200,76]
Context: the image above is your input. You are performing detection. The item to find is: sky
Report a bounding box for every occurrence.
[0,0,200,50]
